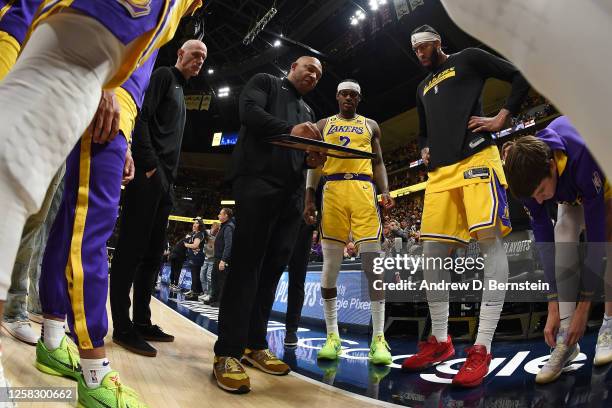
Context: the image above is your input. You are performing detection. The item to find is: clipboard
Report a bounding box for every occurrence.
[265,134,376,159]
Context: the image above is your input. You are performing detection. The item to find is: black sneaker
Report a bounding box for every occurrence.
[134,324,175,342]
[284,331,298,347]
[185,292,202,301]
[112,329,157,357]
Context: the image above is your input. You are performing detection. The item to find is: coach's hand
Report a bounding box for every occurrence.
[219,260,227,271]
[122,148,135,185]
[544,301,560,348]
[291,122,322,140]
[90,90,121,144]
[468,109,510,133]
[421,147,430,166]
[566,301,590,346]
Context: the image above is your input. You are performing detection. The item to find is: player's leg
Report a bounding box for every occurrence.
[0,12,124,320]
[402,187,461,371]
[351,180,391,365]
[454,158,510,387]
[318,181,348,360]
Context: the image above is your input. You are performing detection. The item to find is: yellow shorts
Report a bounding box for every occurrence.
[0,31,20,81]
[420,146,512,244]
[115,87,138,142]
[321,179,382,246]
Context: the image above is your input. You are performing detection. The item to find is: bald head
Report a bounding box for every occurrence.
[287,56,322,95]
[176,40,207,79]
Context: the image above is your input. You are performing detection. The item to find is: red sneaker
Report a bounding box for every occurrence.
[402,335,455,371]
[452,345,492,387]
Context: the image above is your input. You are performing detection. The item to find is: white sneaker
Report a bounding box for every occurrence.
[1,320,38,345]
[594,323,612,366]
[535,330,580,384]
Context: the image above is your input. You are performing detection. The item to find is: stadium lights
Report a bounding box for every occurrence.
[273,39,281,47]
[218,86,230,98]
[207,68,214,74]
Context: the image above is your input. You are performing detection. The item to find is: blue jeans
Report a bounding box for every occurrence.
[200,260,214,295]
[4,165,65,322]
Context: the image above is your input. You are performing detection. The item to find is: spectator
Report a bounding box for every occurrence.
[207,208,235,307]
[200,222,220,303]
[184,219,206,301]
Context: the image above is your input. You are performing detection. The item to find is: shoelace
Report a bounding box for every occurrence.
[261,349,278,361]
[224,357,244,373]
[373,335,390,351]
[547,343,570,367]
[106,377,140,407]
[598,329,612,347]
[464,348,486,367]
[66,341,80,371]
[417,337,438,352]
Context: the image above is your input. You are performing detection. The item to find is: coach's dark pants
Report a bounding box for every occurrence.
[285,222,315,334]
[110,169,173,333]
[214,177,302,358]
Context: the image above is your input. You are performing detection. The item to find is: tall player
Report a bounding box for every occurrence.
[400,25,529,387]
[503,116,611,383]
[34,51,160,407]
[304,80,395,365]
[0,0,203,341]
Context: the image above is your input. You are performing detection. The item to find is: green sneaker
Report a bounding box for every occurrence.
[36,336,81,380]
[77,371,148,408]
[317,332,342,360]
[369,334,392,365]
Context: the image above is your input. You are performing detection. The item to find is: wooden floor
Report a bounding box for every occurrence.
[2,298,382,408]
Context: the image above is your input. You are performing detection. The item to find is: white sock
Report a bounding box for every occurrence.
[602,313,612,329]
[475,234,509,353]
[81,358,112,388]
[370,300,385,338]
[323,297,339,336]
[43,318,65,350]
[423,241,452,342]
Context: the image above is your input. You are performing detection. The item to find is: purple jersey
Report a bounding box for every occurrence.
[0,0,41,44]
[120,49,158,109]
[524,116,607,299]
[68,0,165,45]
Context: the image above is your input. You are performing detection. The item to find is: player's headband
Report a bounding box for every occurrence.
[411,32,441,47]
[337,81,361,95]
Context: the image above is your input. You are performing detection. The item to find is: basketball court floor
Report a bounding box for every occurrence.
[3,286,610,407]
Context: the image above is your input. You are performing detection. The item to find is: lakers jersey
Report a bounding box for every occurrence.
[322,114,373,176]
[31,0,202,89]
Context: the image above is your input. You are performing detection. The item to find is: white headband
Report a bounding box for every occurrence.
[411,32,441,47]
[337,81,361,94]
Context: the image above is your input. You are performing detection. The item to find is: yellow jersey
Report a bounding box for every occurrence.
[321,114,374,177]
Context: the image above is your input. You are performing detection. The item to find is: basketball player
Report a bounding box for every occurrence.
[34,49,162,406]
[401,25,529,387]
[439,0,612,180]
[0,1,202,406]
[503,116,612,383]
[0,0,203,316]
[304,79,395,365]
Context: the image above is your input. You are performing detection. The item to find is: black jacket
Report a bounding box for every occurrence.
[214,218,235,262]
[132,66,187,191]
[228,74,316,191]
